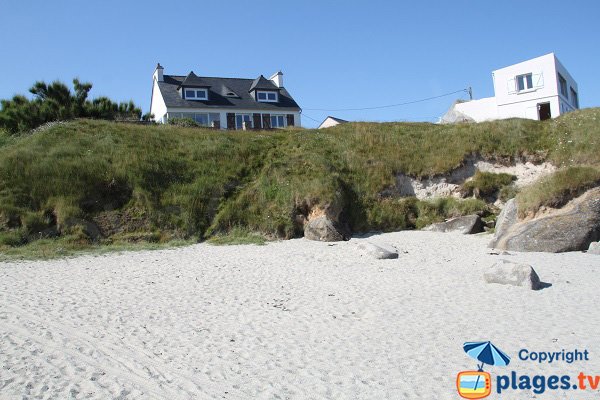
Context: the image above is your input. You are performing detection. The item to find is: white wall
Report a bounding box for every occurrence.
[454,97,498,122]
[149,79,167,123]
[318,117,342,129]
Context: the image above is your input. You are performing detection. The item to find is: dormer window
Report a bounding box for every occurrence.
[256,91,278,102]
[184,88,208,100]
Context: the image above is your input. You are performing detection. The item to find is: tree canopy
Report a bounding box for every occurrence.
[0,79,142,133]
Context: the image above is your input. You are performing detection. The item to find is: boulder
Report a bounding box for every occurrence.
[356,241,399,259]
[588,242,600,255]
[489,198,518,247]
[304,216,346,242]
[483,259,542,290]
[424,215,484,234]
[490,188,600,253]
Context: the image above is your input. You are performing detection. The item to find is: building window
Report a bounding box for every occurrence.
[167,112,220,127]
[235,114,253,129]
[270,115,286,128]
[558,73,568,98]
[256,91,278,102]
[184,88,208,100]
[516,73,533,91]
[570,87,579,109]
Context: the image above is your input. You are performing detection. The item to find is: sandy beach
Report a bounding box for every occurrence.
[1,231,600,399]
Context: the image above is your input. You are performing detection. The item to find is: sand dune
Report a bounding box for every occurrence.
[1,231,600,399]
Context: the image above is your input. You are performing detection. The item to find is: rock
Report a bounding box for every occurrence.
[357,241,399,259]
[489,198,518,248]
[60,217,103,241]
[491,188,600,253]
[304,216,346,242]
[588,242,600,255]
[424,215,484,234]
[483,259,542,290]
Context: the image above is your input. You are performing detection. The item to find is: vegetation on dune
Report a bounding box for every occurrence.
[0,107,599,258]
[516,166,600,217]
[0,79,142,134]
[460,171,516,199]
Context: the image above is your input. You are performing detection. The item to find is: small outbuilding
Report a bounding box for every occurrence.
[318,116,348,129]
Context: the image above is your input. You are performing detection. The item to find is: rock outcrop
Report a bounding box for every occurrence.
[490,188,600,253]
[588,242,600,255]
[304,216,347,242]
[424,215,485,234]
[356,241,399,259]
[483,259,543,290]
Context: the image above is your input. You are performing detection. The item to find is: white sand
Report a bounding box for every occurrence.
[1,231,600,399]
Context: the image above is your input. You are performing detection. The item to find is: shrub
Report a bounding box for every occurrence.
[461,171,516,198]
[415,197,488,229]
[365,197,419,232]
[168,118,201,128]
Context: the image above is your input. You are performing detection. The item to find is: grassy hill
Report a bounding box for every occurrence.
[1,108,599,259]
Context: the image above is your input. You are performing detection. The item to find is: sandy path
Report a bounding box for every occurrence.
[1,231,600,399]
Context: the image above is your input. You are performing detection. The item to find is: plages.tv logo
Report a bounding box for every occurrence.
[456,341,511,399]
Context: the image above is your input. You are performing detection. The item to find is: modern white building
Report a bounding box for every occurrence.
[150,64,301,129]
[441,53,579,123]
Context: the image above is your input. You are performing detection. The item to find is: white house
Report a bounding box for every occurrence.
[441,53,579,123]
[150,64,301,129]
[318,116,348,129]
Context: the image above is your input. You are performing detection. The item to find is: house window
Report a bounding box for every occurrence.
[235,114,253,129]
[270,115,286,128]
[256,91,278,102]
[516,73,533,91]
[167,112,220,127]
[184,88,208,100]
[558,73,568,98]
[570,87,579,109]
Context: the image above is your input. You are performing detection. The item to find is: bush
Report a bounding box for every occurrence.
[365,197,418,231]
[0,230,27,247]
[168,118,201,128]
[461,171,516,198]
[517,166,600,217]
[415,198,488,229]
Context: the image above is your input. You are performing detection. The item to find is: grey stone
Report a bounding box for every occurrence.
[357,241,399,259]
[483,259,542,290]
[304,216,345,242]
[588,242,600,255]
[424,214,485,234]
[489,198,518,247]
[491,188,600,253]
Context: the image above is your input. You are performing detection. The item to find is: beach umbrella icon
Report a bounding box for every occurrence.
[463,341,511,371]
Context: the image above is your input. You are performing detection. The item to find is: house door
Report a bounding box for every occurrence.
[537,102,551,121]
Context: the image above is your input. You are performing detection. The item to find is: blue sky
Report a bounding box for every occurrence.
[1,0,598,128]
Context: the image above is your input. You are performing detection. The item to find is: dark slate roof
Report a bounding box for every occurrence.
[158,74,300,111]
[179,71,211,88]
[248,75,279,92]
[326,116,348,123]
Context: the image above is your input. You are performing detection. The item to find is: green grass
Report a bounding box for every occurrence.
[516,166,600,217]
[0,236,193,262]
[1,108,599,259]
[461,171,516,198]
[207,227,267,246]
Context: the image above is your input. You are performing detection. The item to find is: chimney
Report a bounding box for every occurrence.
[269,71,283,88]
[153,63,164,82]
